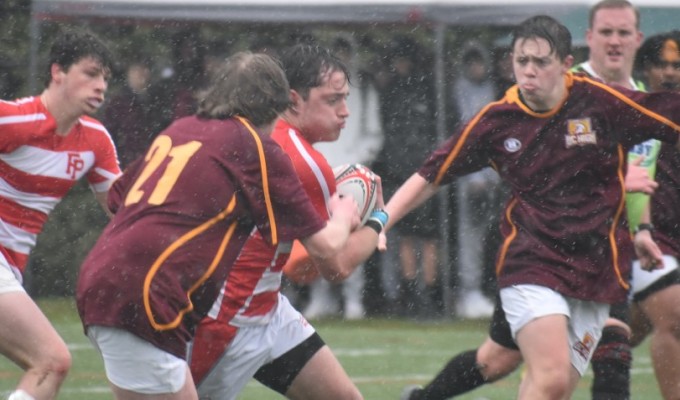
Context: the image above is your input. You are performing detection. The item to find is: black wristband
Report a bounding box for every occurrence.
[364,218,383,234]
[634,223,654,235]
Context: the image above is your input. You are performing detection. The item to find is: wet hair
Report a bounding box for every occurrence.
[511,15,572,61]
[589,0,639,29]
[277,44,350,100]
[44,29,115,88]
[196,52,290,126]
[636,33,680,70]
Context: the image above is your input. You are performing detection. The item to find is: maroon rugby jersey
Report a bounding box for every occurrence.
[76,116,326,358]
[419,73,680,304]
[651,144,680,258]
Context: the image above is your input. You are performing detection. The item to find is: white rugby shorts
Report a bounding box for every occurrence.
[631,254,679,295]
[500,284,609,375]
[87,325,188,394]
[0,255,25,294]
[194,295,316,400]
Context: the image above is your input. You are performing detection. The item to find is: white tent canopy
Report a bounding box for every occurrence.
[30,0,680,48]
[31,0,584,25]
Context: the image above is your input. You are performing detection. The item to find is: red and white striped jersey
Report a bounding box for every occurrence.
[205,119,336,327]
[0,96,121,278]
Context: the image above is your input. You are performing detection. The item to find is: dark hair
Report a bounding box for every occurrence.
[196,52,290,126]
[511,15,572,61]
[589,0,639,29]
[636,33,680,70]
[278,44,350,99]
[44,29,115,88]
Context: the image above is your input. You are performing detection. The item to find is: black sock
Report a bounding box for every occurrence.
[418,350,487,399]
[591,325,631,400]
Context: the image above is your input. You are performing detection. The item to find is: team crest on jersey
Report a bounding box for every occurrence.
[573,331,596,361]
[66,152,85,179]
[504,138,522,153]
[565,118,597,148]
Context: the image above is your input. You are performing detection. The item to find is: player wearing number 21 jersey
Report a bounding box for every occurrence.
[76,114,328,359]
[76,52,361,399]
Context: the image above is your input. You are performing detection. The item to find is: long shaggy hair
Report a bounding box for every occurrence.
[196,52,291,126]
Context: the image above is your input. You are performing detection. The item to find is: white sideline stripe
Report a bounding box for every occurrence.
[67,342,96,351]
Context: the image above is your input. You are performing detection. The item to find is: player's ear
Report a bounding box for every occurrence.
[563,55,575,72]
[289,89,302,113]
[50,63,65,84]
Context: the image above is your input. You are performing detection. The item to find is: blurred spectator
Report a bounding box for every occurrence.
[0,53,22,99]
[449,41,500,319]
[249,34,280,59]
[148,28,207,134]
[203,39,232,84]
[635,31,680,91]
[102,56,154,168]
[492,45,515,97]
[307,34,384,320]
[374,35,441,318]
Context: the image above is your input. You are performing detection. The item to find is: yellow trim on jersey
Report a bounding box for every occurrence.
[610,145,630,290]
[236,115,278,246]
[505,74,574,118]
[496,198,519,276]
[434,99,506,185]
[144,195,238,331]
[573,75,680,132]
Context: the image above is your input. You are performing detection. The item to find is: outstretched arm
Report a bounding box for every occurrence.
[384,173,439,232]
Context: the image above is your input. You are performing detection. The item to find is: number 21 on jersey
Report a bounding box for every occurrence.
[125,135,202,206]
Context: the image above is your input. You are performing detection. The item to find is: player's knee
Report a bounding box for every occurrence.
[545,371,572,398]
[527,366,571,399]
[476,342,521,381]
[478,352,521,381]
[41,346,72,381]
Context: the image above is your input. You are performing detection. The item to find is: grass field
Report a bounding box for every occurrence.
[0,298,663,399]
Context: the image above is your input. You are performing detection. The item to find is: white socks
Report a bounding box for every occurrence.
[8,390,36,400]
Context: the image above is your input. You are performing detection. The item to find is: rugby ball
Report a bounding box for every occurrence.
[333,163,378,226]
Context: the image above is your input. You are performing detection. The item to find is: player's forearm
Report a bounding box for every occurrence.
[385,173,438,231]
[317,225,380,282]
[301,216,352,266]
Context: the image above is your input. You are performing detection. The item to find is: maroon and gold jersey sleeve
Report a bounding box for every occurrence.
[418,100,503,186]
[571,75,680,148]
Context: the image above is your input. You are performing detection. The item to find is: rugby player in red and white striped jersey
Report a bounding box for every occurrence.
[0,29,120,400]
